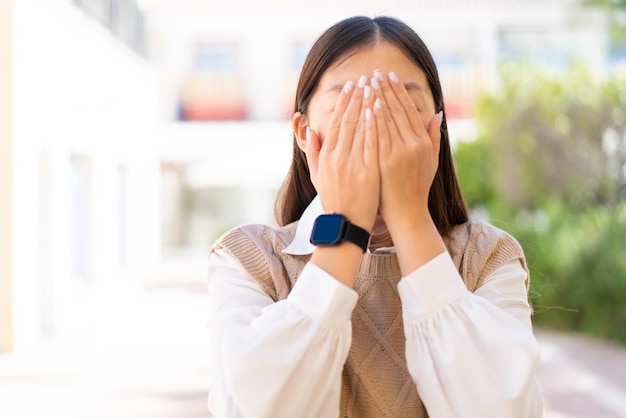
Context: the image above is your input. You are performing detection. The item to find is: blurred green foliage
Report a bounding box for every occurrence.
[583,0,626,58]
[453,62,626,343]
[584,0,626,40]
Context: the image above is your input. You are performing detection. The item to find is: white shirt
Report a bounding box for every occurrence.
[207,196,544,418]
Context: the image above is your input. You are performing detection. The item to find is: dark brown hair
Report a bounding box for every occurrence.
[275,16,468,234]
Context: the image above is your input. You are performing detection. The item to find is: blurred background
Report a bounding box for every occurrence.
[1,0,625,417]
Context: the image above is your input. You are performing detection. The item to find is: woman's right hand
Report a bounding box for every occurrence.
[305,76,379,233]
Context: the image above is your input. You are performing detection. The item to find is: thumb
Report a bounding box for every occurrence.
[426,111,443,160]
[305,127,321,182]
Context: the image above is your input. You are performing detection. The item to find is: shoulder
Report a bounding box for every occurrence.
[209,222,301,302]
[446,219,523,255]
[210,222,298,258]
[445,219,528,290]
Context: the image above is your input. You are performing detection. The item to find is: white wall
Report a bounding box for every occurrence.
[11,0,160,350]
[1,0,15,353]
[157,121,293,248]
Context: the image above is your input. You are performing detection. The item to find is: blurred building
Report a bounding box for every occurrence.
[0,0,619,354]
[143,0,614,123]
[143,0,615,252]
[1,0,160,352]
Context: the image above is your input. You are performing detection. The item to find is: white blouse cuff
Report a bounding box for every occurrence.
[398,252,466,322]
[287,262,358,332]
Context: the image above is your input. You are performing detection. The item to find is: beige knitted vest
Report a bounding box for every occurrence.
[210,220,528,418]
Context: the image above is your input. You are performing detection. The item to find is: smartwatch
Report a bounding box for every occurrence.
[310,214,370,253]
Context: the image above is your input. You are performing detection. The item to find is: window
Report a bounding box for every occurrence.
[179,43,247,121]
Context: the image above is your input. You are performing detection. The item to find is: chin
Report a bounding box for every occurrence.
[371,216,388,236]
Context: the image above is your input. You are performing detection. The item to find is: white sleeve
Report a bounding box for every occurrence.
[207,248,358,418]
[398,252,544,418]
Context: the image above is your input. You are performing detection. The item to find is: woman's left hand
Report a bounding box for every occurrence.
[370,70,446,274]
[371,70,442,229]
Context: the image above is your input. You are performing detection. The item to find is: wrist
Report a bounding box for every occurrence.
[385,212,446,275]
[310,213,371,253]
[384,207,432,234]
[311,245,363,288]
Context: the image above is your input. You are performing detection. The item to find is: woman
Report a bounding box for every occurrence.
[207,15,543,418]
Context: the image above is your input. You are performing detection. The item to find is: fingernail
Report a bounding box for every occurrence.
[306,126,311,141]
[373,69,383,81]
[364,85,371,99]
[371,76,380,90]
[389,71,399,84]
[358,75,368,88]
[374,98,382,110]
[343,80,354,93]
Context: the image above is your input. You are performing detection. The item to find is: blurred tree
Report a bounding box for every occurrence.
[583,0,626,57]
[461,62,626,211]
[452,137,496,210]
[453,62,626,342]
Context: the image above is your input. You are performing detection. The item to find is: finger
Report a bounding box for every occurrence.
[304,126,322,184]
[426,111,443,164]
[352,83,375,161]
[373,97,392,157]
[363,104,378,169]
[336,75,367,156]
[324,80,355,152]
[375,70,416,143]
[363,82,375,111]
[372,73,401,152]
[385,70,426,136]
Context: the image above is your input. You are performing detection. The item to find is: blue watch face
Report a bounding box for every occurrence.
[310,214,347,245]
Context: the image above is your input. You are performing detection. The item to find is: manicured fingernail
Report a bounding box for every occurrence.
[374,98,382,110]
[364,85,372,99]
[306,126,311,140]
[373,69,383,81]
[389,71,399,84]
[343,80,354,93]
[358,75,367,88]
[371,76,380,90]
[366,108,372,121]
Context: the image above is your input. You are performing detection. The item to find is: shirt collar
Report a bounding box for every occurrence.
[282,195,325,255]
